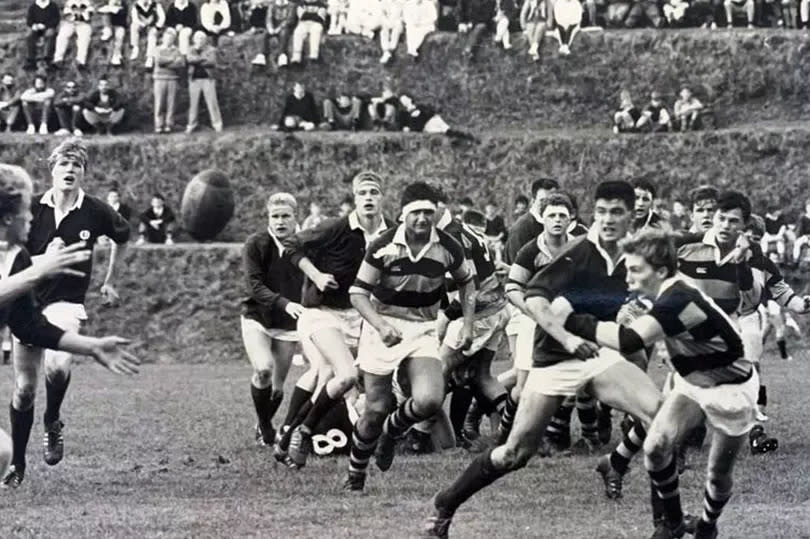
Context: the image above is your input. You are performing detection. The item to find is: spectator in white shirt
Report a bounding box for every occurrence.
[201,0,232,45]
[20,74,55,135]
[327,0,348,34]
[345,0,382,38]
[673,86,704,132]
[379,0,404,64]
[98,0,128,65]
[130,0,166,69]
[53,0,94,69]
[403,0,437,59]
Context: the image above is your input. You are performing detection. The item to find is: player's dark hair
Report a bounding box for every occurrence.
[462,209,487,228]
[539,192,574,215]
[401,182,439,209]
[746,213,765,239]
[632,177,656,198]
[594,181,635,211]
[531,178,560,197]
[717,190,752,221]
[514,195,529,206]
[459,196,474,207]
[621,230,678,277]
[485,200,497,208]
[432,187,449,204]
[152,193,165,202]
[689,185,719,207]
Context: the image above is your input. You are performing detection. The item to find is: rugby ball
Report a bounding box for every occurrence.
[181,169,235,241]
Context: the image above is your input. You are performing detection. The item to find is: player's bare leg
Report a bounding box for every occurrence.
[694,431,747,539]
[2,344,42,488]
[42,348,72,466]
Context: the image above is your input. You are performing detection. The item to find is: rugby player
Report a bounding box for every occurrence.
[0,163,139,488]
[3,139,131,487]
[632,177,670,233]
[345,182,475,491]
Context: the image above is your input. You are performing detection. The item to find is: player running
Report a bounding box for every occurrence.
[344,182,476,491]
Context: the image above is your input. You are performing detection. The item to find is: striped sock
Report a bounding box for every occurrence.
[545,397,574,439]
[497,394,518,441]
[701,481,732,524]
[348,424,378,475]
[576,394,598,441]
[647,454,683,526]
[610,423,647,474]
[384,398,429,440]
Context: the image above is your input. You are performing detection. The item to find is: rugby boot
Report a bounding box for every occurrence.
[462,400,483,441]
[422,503,454,538]
[650,519,686,539]
[343,470,366,492]
[0,465,24,489]
[694,519,718,539]
[596,454,624,499]
[749,425,778,455]
[43,419,64,466]
[255,422,276,447]
[285,426,312,468]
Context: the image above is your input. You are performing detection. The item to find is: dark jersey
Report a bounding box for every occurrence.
[445,223,505,318]
[764,213,785,235]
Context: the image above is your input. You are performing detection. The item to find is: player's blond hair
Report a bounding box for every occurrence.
[0,164,33,220]
[267,192,297,211]
[621,230,678,277]
[47,137,88,171]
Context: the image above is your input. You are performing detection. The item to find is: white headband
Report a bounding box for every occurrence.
[401,200,437,219]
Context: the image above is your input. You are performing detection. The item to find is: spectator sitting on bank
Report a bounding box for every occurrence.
[153,27,186,133]
[484,200,507,257]
[201,0,232,45]
[53,0,94,70]
[327,0,349,34]
[337,194,354,217]
[520,0,546,63]
[780,0,798,28]
[552,0,583,55]
[663,0,689,25]
[25,0,61,71]
[321,90,362,131]
[398,93,476,140]
[0,74,22,133]
[513,194,529,220]
[345,0,382,38]
[166,0,199,55]
[673,86,704,131]
[137,193,176,245]
[290,0,327,66]
[98,0,128,66]
[302,201,326,229]
[403,0,438,60]
[186,30,224,133]
[367,85,399,130]
[107,187,133,223]
[606,0,664,28]
[725,0,755,28]
[612,89,640,133]
[82,76,125,135]
[54,79,83,136]
[459,0,496,61]
[243,0,267,33]
[251,0,297,68]
[636,90,671,132]
[379,0,404,64]
[272,82,319,131]
[494,0,516,51]
[20,74,55,135]
[130,0,166,69]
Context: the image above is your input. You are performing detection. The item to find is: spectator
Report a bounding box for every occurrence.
[130,0,166,69]
[457,196,474,219]
[302,201,326,229]
[367,86,399,130]
[25,0,61,71]
[520,0,546,62]
[54,79,83,136]
[663,0,689,25]
[251,0,297,68]
[438,0,460,30]
[186,30,224,133]
[612,89,640,133]
[398,93,476,140]
[668,199,691,231]
[82,76,126,135]
[762,208,788,263]
[107,188,133,221]
[166,0,199,55]
[327,0,349,34]
[725,0,755,27]
[779,0,798,27]
[606,0,663,27]
[53,0,94,69]
[494,0,516,51]
[687,0,720,28]
[512,194,529,219]
[673,86,705,131]
[98,0,128,66]
[582,0,600,26]
[631,177,669,231]
[403,0,438,59]
[345,0,382,38]
[801,0,810,27]
[635,90,671,132]
[321,90,362,131]
[337,194,354,217]
[484,200,507,257]
[552,0,583,55]
[201,0,232,45]
[20,74,55,135]
[0,74,22,133]
[290,0,327,65]
[459,0,496,61]
[272,82,319,131]
[379,0,404,64]
[153,28,185,133]
[792,199,810,263]
[243,0,269,33]
[137,194,176,244]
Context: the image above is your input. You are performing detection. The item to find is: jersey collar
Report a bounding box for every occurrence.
[392,223,439,263]
[266,227,286,255]
[40,188,85,212]
[536,231,570,259]
[586,224,626,276]
[436,208,453,230]
[702,229,737,266]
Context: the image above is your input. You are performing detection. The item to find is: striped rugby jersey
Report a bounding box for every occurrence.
[505,232,571,295]
[743,249,804,315]
[350,224,472,321]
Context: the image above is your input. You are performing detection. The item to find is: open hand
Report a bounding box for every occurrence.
[32,241,89,280]
[91,336,141,375]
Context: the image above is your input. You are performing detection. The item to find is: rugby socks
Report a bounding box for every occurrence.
[450,387,474,439]
[301,387,339,433]
[250,384,276,434]
[544,397,574,441]
[701,481,732,525]
[10,403,34,471]
[384,398,430,440]
[496,393,519,443]
[44,372,70,426]
[283,386,313,428]
[758,385,767,407]
[434,448,509,514]
[277,400,313,451]
[348,424,378,476]
[609,423,647,475]
[576,394,599,442]
[647,453,683,527]
[777,339,788,359]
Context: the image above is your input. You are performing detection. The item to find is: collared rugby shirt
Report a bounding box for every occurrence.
[350,225,472,322]
[506,232,571,295]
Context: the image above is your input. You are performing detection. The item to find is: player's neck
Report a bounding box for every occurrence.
[52,188,79,211]
[356,213,381,232]
[544,232,565,251]
[404,228,430,252]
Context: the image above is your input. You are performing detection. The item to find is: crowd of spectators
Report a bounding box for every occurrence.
[613,86,709,133]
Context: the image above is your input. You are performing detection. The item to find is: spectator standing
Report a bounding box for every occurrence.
[251,0,297,68]
[512,194,529,220]
[53,0,94,69]
[520,0,546,62]
[322,91,362,131]
[82,76,126,135]
[302,201,326,229]
[673,86,704,131]
[403,0,438,59]
[668,199,691,231]
[484,200,507,258]
[153,28,186,133]
[379,0,404,64]
[0,74,22,133]
[273,82,319,131]
[98,0,129,66]
[792,199,810,263]
[345,0,382,37]
[107,188,133,222]
[290,0,327,65]
[25,0,61,71]
[20,74,55,135]
[635,90,671,132]
[367,85,399,130]
[130,0,166,69]
[166,0,199,55]
[494,0,516,51]
[186,31,224,133]
[54,79,84,136]
[137,194,176,244]
[459,0,496,61]
[200,0,232,45]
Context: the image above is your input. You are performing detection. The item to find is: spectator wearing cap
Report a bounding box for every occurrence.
[137,194,176,244]
[673,87,704,131]
[130,0,166,69]
[200,0,232,45]
[379,0,404,64]
[166,0,199,55]
[0,74,22,133]
[25,0,61,71]
[98,0,129,66]
[20,74,55,135]
[322,90,362,131]
[290,0,327,65]
[635,91,671,132]
[250,0,297,68]
[273,82,319,131]
[153,28,186,133]
[368,85,399,130]
[82,76,126,135]
[54,79,83,136]
[186,30,224,133]
[459,0,496,61]
[612,89,640,133]
[403,0,438,59]
[53,0,94,69]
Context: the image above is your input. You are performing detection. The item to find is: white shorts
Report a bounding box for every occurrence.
[443,308,509,356]
[356,316,439,376]
[513,314,536,371]
[670,371,759,437]
[523,348,625,397]
[505,304,524,336]
[13,301,85,348]
[240,316,299,343]
[296,306,363,349]
[738,310,763,364]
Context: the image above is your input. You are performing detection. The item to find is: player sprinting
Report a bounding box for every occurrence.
[3,140,132,488]
[422,181,664,538]
[280,171,395,469]
[344,182,476,491]
[0,163,139,488]
[241,193,307,445]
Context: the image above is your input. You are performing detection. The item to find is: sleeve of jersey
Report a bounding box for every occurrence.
[283,217,340,267]
[523,248,576,302]
[7,250,64,349]
[349,245,384,296]
[103,202,131,244]
[242,237,287,309]
[505,262,532,294]
[761,255,800,309]
[563,313,646,354]
[447,238,473,285]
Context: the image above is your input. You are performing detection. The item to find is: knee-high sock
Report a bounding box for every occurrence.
[450,387,474,437]
[576,394,598,441]
[384,398,430,440]
[348,424,378,475]
[10,403,34,471]
[647,453,683,527]
[44,372,70,426]
[277,399,314,450]
[434,448,510,514]
[777,339,788,359]
[301,386,340,432]
[610,423,647,474]
[283,385,313,427]
[497,393,519,440]
[757,385,767,407]
[250,383,275,429]
[701,481,732,524]
[545,397,574,439]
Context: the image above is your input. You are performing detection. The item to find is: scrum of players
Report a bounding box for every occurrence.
[2,140,809,539]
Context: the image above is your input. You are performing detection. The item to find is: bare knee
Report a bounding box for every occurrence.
[643,430,676,465]
[13,383,36,410]
[330,370,357,394]
[706,467,733,493]
[253,368,272,388]
[410,390,444,418]
[499,442,534,470]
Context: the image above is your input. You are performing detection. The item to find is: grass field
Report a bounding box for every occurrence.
[1,354,809,539]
